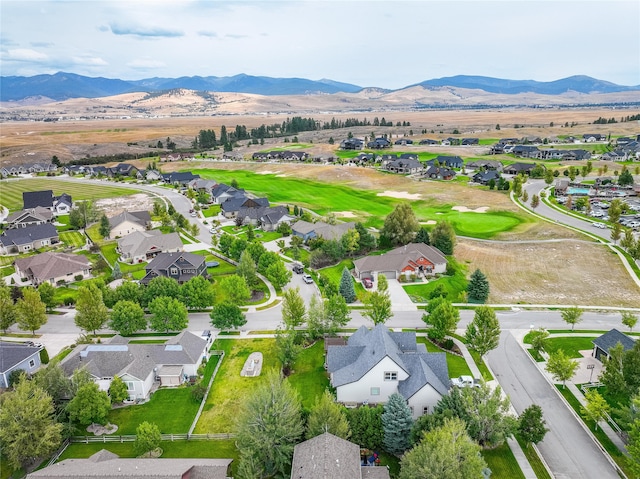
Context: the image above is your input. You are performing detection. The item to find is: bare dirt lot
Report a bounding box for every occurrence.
[456,238,640,307]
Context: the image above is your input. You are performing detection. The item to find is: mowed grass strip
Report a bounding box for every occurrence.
[0,178,136,211]
[58,231,85,248]
[481,442,526,479]
[190,169,525,238]
[287,341,330,411]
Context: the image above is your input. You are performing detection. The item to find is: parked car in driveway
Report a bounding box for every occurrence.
[363,278,373,288]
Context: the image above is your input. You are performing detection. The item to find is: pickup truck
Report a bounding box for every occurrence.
[450,375,481,388]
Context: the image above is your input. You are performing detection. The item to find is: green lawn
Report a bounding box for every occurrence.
[55,214,72,231]
[100,242,119,265]
[544,336,597,359]
[59,231,85,248]
[516,436,553,479]
[0,179,136,212]
[106,389,200,435]
[287,341,330,411]
[85,223,109,246]
[482,442,525,479]
[190,169,526,238]
[417,337,472,377]
[317,259,367,300]
[201,204,221,218]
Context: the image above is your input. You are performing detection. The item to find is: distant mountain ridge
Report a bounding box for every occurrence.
[1,72,638,102]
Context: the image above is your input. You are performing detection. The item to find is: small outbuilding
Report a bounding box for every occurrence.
[592,328,636,361]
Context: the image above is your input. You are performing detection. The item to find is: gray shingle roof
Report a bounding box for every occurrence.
[117,230,182,258]
[593,329,636,354]
[291,433,361,479]
[0,342,41,374]
[23,190,54,209]
[27,450,232,478]
[0,223,58,247]
[108,211,151,229]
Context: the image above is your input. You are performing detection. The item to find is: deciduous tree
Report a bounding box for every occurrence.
[281,287,306,329]
[15,288,47,335]
[425,299,460,342]
[382,393,414,456]
[75,282,109,335]
[275,327,301,376]
[622,311,639,332]
[518,404,548,445]
[149,296,188,332]
[546,349,579,388]
[0,282,17,333]
[134,421,162,456]
[362,279,392,326]
[430,220,456,255]
[235,373,303,478]
[399,418,486,479]
[142,276,180,305]
[67,381,111,426]
[33,362,72,407]
[210,301,246,331]
[381,202,419,246]
[99,214,111,238]
[180,276,215,309]
[600,342,626,396]
[561,306,583,331]
[465,306,500,357]
[306,389,351,440]
[236,250,258,287]
[582,389,610,430]
[265,259,292,290]
[37,282,56,312]
[0,378,63,470]
[219,275,251,305]
[108,375,129,404]
[109,300,147,336]
[529,328,549,354]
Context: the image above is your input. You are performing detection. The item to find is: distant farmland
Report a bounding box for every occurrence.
[0,178,136,211]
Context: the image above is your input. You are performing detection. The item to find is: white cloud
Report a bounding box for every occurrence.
[127,59,166,70]
[109,22,184,38]
[2,48,49,63]
[72,56,108,67]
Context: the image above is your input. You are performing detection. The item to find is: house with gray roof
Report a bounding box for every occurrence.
[4,206,53,229]
[0,223,59,254]
[326,324,449,418]
[23,190,54,210]
[291,432,390,479]
[0,342,43,388]
[15,252,91,286]
[117,230,183,264]
[292,220,356,242]
[140,251,206,285]
[353,243,446,280]
[28,449,232,478]
[259,206,296,232]
[61,332,209,401]
[592,328,636,361]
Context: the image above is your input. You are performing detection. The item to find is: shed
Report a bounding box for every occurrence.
[592,329,636,361]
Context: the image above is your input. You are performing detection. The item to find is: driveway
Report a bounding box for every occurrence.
[487,331,620,479]
[387,279,418,311]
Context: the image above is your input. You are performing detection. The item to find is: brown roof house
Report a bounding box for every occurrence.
[353,243,447,280]
[291,432,390,479]
[60,331,209,401]
[15,252,91,286]
[28,450,232,479]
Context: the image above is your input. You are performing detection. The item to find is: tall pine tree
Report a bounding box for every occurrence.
[467,269,490,303]
[382,393,414,456]
[339,267,356,303]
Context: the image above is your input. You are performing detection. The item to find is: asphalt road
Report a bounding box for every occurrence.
[488,332,620,479]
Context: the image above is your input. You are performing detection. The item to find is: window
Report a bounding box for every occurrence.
[28,359,35,368]
[423,406,429,415]
[370,387,380,396]
[170,268,178,275]
[126,381,135,391]
[384,371,398,381]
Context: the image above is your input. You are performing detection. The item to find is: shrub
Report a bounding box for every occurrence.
[39,348,50,364]
[191,382,207,402]
[74,274,83,282]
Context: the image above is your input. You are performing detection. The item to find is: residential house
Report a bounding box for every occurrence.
[0,342,42,388]
[162,171,201,186]
[353,243,447,280]
[326,324,450,418]
[340,138,364,150]
[384,158,424,175]
[15,252,91,285]
[426,155,464,169]
[28,450,232,479]
[617,137,633,146]
[601,150,628,162]
[592,329,636,361]
[188,178,218,197]
[140,251,206,285]
[291,432,390,479]
[258,206,295,231]
[445,137,461,146]
[424,165,455,180]
[117,230,183,264]
[367,138,391,149]
[107,163,138,178]
[512,145,540,158]
[394,138,413,145]
[23,190,54,210]
[503,163,536,175]
[350,153,375,165]
[466,159,503,172]
[53,193,72,215]
[144,169,163,182]
[583,133,606,142]
[419,139,439,145]
[472,170,501,185]
[210,183,246,204]
[61,332,210,400]
[0,223,59,254]
[108,211,151,239]
[560,149,591,161]
[4,207,53,229]
[281,151,309,161]
[292,220,356,242]
[461,138,479,146]
[221,196,269,219]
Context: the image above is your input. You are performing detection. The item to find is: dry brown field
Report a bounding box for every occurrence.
[456,238,639,307]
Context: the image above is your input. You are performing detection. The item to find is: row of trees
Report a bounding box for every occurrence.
[234,373,548,479]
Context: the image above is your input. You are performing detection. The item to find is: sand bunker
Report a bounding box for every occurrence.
[452,206,489,213]
[420,220,437,225]
[376,191,422,200]
[335,211,357,218]
[257,170,278,175]
[241,352,263,377]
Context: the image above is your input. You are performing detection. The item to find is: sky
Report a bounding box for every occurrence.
[1,0,639,90]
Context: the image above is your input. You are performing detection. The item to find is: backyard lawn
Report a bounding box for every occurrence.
[0,178,135,212]
[317,259,367,300]
[59,231,86,248]
[543,336,597,359]
[287,341,330,410]
[417,337,472,378]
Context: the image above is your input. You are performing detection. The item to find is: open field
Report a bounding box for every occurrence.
[455,238,640,306]
[0,178,137,211]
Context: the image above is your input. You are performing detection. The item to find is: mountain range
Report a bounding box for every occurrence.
[1,72,638,102]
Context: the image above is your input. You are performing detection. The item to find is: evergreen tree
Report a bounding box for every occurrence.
[415,227,430,245]
[99,214,111,238]
[467,269,490,303]
[381,203,419,246]
[382,393,414,456]
[339,267,356,303]
[430,220,456,255]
